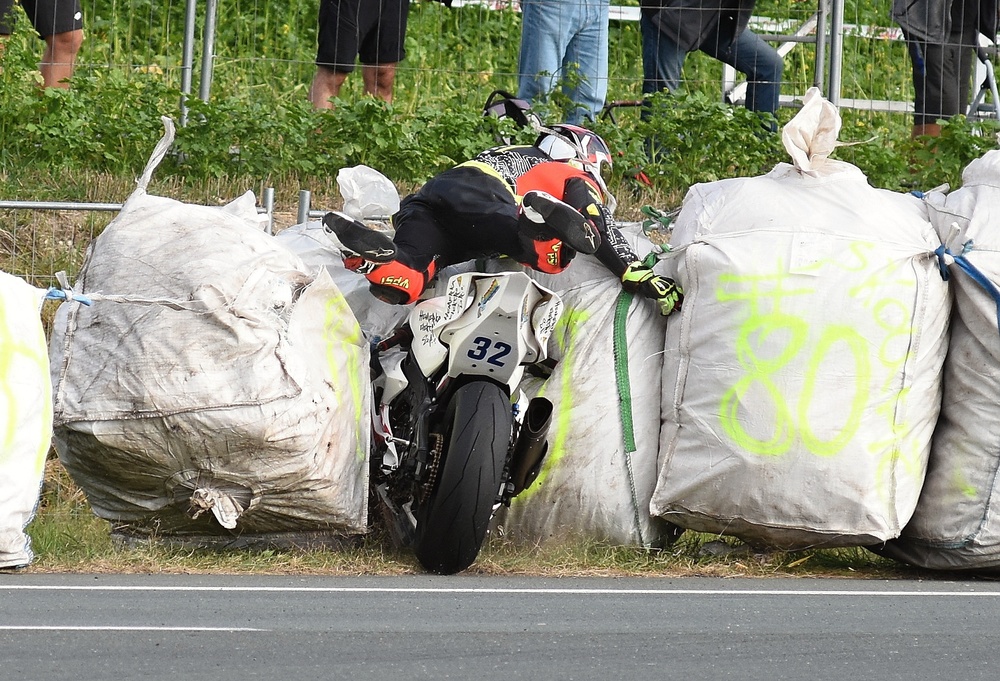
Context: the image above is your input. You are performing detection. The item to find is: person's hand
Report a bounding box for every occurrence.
[621,262,683,316]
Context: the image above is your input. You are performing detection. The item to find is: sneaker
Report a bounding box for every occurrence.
[521,191,599,255]
[322,212,397,263]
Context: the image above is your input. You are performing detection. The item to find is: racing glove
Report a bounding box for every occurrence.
[621,262,683,316]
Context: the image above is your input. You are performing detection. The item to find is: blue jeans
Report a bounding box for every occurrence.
[517,0,609,124]
[640,13,783,116]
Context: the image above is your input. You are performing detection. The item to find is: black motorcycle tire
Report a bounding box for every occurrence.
[413,380,512,575]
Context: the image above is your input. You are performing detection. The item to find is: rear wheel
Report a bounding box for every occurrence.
[413,380,512,575]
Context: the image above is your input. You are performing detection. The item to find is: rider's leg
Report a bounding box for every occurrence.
[323,212,435,305]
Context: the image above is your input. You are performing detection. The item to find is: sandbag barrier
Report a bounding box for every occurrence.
[10,103,1000,572]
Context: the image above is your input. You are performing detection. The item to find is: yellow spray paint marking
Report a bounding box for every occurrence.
[323,291,367,462]
[0,301,51,476]
[953,467,980,499]
[516,304,591,500]
[715,251,920,474]
[798,325,871,457]
[719,311,806,456]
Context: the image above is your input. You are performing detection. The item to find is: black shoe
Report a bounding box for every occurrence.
[322,212,397,263]
[521,191,599,255]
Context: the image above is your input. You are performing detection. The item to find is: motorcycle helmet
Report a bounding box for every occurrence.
[483,89,542,144]
[536,124,616,210]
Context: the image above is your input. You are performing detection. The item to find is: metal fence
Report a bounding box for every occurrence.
[171,0,907,117]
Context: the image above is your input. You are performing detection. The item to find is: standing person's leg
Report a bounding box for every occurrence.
[0,0,16,65]
[517,0,572,108]
[709,28,783,116]
[906,0,980,138]
[20,0,84,89]
[0,0,13,31]
[903,32,941,136]
[914,38,962,136]
[358,0,408,102]
[310,0,360,108]
[638,10,687,157]
[923,17,979,130]
[953,0,982,117]
[361,63,396,101]
[639,10,687,97]
[562,0,608,123]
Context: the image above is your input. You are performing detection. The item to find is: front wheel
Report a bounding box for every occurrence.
[413,380,512,575]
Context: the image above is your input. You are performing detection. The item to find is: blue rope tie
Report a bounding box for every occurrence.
[935,240,1000,335]
[44,287,93,306]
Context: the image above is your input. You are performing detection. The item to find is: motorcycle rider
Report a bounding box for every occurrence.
[324,122,683,315]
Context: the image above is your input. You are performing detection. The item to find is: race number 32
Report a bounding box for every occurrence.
[468,336,512,367]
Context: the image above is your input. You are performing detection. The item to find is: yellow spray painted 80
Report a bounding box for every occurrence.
[714,245,916,461]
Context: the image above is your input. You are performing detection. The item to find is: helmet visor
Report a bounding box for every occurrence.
[540,135,579,162]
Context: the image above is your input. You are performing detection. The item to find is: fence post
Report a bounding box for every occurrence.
[814,0,828,91]
[180,0,197,127]
[297,190,312,226]
[263,188,275,235]
[199,0,219,103]
[827,0,845,106]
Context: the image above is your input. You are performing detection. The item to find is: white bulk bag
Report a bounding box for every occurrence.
[494,225,675,547]
[0,272,51,569]
[879,150,1000,570]
[49,119,369,536]
[652,90,950,548]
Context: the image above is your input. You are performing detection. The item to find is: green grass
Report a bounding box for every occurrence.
[23,459,924,579]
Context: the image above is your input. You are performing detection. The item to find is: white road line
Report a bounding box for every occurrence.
[1,586,998,597]
[0,626,265,631]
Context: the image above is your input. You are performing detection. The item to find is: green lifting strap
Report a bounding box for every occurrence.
[613,289,647,547]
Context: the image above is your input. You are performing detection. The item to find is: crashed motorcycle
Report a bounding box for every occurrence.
[369,270,561,574]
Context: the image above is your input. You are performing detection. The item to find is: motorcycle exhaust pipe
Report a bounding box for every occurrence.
[509,397,553,497]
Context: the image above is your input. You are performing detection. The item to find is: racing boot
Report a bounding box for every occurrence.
[520,190,600,255]
[323,211,397,267]
[322,211,431,305]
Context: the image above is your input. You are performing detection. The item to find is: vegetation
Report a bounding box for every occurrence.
[3,0,999,576]
[0,0,997,201]
[28,461,917,578]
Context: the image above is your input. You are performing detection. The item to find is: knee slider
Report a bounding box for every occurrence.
[518,235,574,275]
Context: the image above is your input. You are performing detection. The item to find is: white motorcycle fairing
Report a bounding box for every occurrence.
[410,272,562,390]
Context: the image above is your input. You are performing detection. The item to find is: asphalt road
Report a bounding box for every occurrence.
[2,574,999,681]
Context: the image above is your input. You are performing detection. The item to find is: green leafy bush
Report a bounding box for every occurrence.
[0,0,996,201]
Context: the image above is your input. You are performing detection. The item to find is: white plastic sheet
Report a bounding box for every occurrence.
[337,165,400,219]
